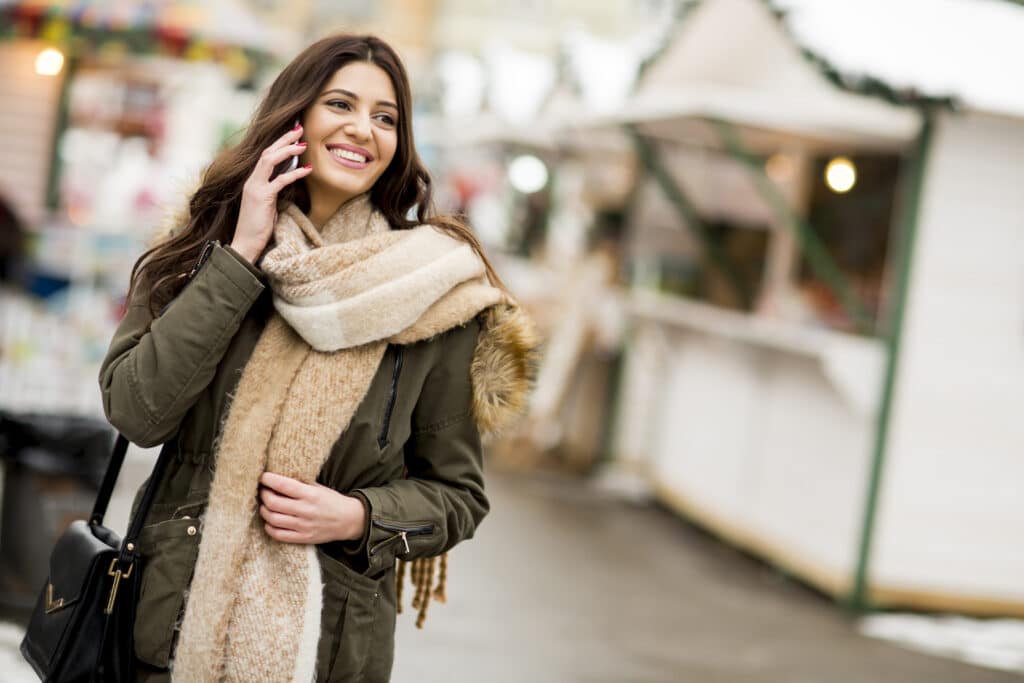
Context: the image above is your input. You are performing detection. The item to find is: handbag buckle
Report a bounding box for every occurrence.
[107,558,134,580]
[44,583,64,614]
[104,558,134,615]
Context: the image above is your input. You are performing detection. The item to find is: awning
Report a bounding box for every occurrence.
[0,0,296,75]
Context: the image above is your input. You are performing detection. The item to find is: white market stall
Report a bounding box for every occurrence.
[602,0,1024,616]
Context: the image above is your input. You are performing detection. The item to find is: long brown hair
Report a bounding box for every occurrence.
[128,34,504,317]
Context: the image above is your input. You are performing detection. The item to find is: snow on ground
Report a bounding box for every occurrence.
[0,622,36,682]
[860,614,1024,674]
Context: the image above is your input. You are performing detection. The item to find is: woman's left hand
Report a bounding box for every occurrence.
[258,471,367,545]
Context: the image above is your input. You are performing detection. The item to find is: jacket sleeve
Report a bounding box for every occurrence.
[350,317,489,576]
[98,243,265,447]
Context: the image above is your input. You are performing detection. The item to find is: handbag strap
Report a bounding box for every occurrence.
[95,253,214,572]
[88,433,178,571]
[88,434,129,527]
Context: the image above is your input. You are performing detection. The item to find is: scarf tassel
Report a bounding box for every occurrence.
[395,553,449,628]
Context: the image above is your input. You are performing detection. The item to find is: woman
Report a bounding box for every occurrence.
[99,34,536,682]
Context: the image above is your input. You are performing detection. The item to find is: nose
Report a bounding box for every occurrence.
[343,112,372,142]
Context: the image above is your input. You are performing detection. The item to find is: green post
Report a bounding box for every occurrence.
[625,124,752,307]
[45,54,77,211]
[847,111,934,610]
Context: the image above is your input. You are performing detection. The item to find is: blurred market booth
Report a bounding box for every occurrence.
[605,0,1023,619]
[0,0,295,611]
[0,0,294,415]
[423,0,1024,618]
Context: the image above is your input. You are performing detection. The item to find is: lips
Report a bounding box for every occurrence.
[326,143,373,162]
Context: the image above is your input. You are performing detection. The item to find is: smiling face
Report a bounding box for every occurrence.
[299,61,399,225]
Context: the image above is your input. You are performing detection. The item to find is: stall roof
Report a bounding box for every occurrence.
[605,0,921,147]
[433,0,1024,148]
[774,0,1024,120]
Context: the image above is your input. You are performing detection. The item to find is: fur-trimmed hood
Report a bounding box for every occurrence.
[471,303,539,437]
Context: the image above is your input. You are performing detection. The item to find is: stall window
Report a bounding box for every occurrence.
[798,154,902,333]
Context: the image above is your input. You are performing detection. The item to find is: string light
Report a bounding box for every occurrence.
[825,157,856,193]
[765,152,796,183]
[508,155,548,194]
[35,47,65,76]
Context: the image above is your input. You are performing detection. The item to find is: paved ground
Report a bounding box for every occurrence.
[2,467,1018,682]
[390,471,1017,683]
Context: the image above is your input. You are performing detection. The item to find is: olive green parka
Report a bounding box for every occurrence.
[98,241,535,682]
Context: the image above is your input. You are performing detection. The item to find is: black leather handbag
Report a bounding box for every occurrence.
[20,434,174,682]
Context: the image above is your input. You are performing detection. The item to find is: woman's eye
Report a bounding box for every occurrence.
[325,100,395,126]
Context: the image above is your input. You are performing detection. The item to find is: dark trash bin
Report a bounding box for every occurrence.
[0,411,113,612]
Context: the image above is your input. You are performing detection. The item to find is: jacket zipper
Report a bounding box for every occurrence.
[368,520,435,557]
[159,240,218,316]
[377,346,404,449]
[188,239,218,280]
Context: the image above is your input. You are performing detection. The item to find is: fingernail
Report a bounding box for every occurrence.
[303,164,312,169]
[292,122,301,131]
[295,141,307,147]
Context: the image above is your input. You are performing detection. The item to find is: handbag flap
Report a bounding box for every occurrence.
[21,520,127,678]
[48,520,119,608]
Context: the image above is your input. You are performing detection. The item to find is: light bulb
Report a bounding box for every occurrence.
[508,155,548,194]
[765,153,795,183]
[35,47,65,76]
[825,157,856,193]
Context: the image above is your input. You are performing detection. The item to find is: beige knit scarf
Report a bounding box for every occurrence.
[172,194,505,682]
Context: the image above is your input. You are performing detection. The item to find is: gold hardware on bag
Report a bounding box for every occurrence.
[44,584,64,614]
[107,557,134,579]
[105,559,134,615]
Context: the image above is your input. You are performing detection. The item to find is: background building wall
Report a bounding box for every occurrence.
[873,110,1024,603]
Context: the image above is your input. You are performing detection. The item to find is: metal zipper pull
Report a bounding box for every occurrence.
[188,240,218,280]
[368,521,434,557]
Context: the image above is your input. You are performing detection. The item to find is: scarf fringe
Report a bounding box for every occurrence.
[396,553,449,629]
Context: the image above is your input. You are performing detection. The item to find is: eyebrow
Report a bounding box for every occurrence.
[322,88,398,111]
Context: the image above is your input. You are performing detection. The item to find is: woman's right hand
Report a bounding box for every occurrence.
[231,123,312,264]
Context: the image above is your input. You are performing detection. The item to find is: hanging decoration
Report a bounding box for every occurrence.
[0,1,282,81]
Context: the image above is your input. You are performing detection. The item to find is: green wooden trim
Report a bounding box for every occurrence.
[626,124,752,307]
[45,55,76,211]
[711,118,873,333]
[631,0,701,93]
[847,112,934,611]
[601,324,631,467]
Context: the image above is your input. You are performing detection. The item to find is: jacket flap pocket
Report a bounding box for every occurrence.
[138,516,201,551]
[133,517,203,668]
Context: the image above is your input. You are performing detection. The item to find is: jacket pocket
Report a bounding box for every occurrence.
[316,547,394,682]
[377,346,404,450]
[133,516,202,668]
[368,520,435,560]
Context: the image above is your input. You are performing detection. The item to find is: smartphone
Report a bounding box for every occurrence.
[270,119,302,181]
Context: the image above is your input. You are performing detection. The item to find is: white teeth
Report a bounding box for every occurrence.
[330,148,367,163]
